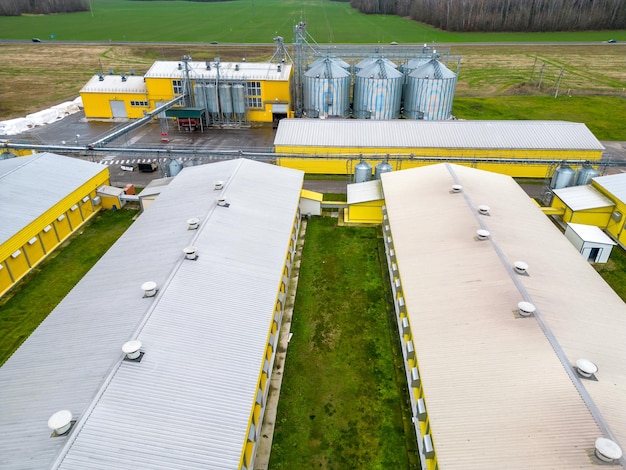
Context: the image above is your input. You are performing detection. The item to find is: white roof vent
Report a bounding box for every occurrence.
[451,184,463,193]
[216,197,229,207]
[575,358,598,378]
[141,281,158,298]
[48,410,73,436]
[214,181,224,190]
[122,340,143,360]
[513,261,528,275]
[187,217,199,230]
[478,205,490,215]
[595,437,623,463]
[517,301,536,317]
[476,229,490,240]
[183,246,198,260]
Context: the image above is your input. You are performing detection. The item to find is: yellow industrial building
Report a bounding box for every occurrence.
[551,173,626,245]
[345,179,384,224]
[80,60,293,124]
[274,119,605,178]
[0,153,109,298]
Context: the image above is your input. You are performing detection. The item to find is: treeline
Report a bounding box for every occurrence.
[350,0,626,32]
[0,0,89,16]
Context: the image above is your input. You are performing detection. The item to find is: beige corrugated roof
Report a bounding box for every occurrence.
[381,164,626,469]
[347,179,383,204]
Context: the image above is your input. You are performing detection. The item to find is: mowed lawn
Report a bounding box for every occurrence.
[0,0,623,43]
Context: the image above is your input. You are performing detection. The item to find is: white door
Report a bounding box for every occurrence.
[110,100,127,118]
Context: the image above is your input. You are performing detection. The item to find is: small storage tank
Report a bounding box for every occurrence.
[219,84,233,116]
[193,84,206,110]
[353,59,403,120]
[166,158,184,177]
[0,152,17,160]
[232,84,246,118]
[550,165,576,189]
[354,160,372,183]
[403,59,457,120]
[206,84,220,114]
[575,166,600,186]
[303,58,351,118]
[375,160,393,180]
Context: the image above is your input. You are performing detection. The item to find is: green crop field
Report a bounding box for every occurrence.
[0,0,624,44]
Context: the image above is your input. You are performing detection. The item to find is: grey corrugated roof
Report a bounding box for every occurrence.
[80,75,147,94]
[381,164,626,468]
[144,61,292,82]
[0,153,108,245]
[567,223,616,245]
[347,179,383,204]
[552,184,615,211]
[593,173,626,203]
[274,119,605,151]
[0,159,304,470]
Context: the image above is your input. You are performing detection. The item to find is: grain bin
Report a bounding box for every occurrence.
[232,84,246,119]
[303,58,351,118]
[550,165,576,189]
[403,59,457,120]
[575,166,600,186]
[375,160,393,180]
[309,56,350,72]
[355,56,397,73]
[353,59,403,120]
[206,84,220,115]
[219,84,233,118]
[354,160,372,183]
[193,84,206,110]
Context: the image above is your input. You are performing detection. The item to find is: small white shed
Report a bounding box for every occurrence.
[564,223,616,263]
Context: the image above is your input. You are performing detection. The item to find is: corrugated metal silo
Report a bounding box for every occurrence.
[375,160,393,180]
[550,165,576,189]
[575,166,600,186]
[166,158,184,177]
[354,160,372,183]
[309,56,350,72]
[219,84,233,116]
[355,57,397,73]
[206,84,220,114]
[232,84,246,117]
[403,59,457,120]
[303,58,351,118]
[193,84,206,110]
[353,59,403,120]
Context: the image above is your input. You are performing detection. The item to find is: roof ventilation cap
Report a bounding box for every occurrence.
[451,184,463,193]
[214,181,224,190]
[48,410,73,436]
[141,281,158,297]
[517,301,536,317]
[187,217,199,230]
[235,64,239,71]
[476,229,490,240]
[183,246,198,260]
[513,261,528,274]
[122,340,142,360]
[216,197,229,207]
[478,205,490,215]
[575,358,598,378]
[594,437,622,463]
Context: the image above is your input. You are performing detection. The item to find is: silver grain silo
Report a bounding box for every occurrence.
[403,59,457,120]
[232,84,246,120]
[550,165,576,189]
[354,160,372,183]
[206,83,220,118]
[355,57,397,73]
[309,56,350,72]
[193,84,206,110]
[165,158,184,177]
[375,160,393,180]
[219,84,233,119]
[353,59,403,120]
[303,58,351,118]
[574,166,600,186]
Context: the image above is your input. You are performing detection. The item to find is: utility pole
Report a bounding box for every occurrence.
[554,68,565,98]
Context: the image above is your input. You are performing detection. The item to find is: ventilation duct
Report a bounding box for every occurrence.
[513,261,528,275]
[478,205,490,215]
[476,229,490,240]
[141,281,158,297]
[214,181,224,190]
[451,184,463,193]
[575,358,598,378]
[594,438,622,463]
[216,197,229,207]
[187,217,199,230]
[517,301,536,317]
[122,340,142,360]
[183,246,198,260]
[48,410,73,436]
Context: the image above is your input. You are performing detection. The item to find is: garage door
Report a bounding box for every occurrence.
[110,100,128,118]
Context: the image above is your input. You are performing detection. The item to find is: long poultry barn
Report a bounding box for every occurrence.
[273,119,605,178]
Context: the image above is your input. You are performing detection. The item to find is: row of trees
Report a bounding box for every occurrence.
[349,0,626,32]
[0,0,89,16]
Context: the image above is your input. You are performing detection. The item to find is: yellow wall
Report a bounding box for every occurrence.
[592,183,626,244]
[0,169,109,298]
[275,148,603,179]
[347,200,384,224]
[81,92,150,119]
[550,195,614,227]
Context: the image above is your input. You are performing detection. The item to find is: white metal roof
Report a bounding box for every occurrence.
[552,184,615,211]
[0,159,304,470]
[593,173,626,203]
[347,179,383,204]
[0,153,108,245]
[274,119,605,151]
[145,60,292,82]
[80,74,147,94]
[567,223,616,245]
[381,164,626,469]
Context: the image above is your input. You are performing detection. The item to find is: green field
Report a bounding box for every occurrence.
[0,0,624,43]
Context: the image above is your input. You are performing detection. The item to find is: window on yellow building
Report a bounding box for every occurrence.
[246,81,262,108]
[172,80,183,95]
[130,101,149,107]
